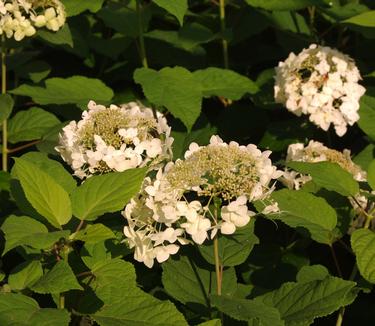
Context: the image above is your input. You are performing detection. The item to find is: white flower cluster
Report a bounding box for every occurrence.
[274,44,366,136]
[281,140,366,190]
[0,0,65,41]
[56,101,173,179]
[123,136,281,268]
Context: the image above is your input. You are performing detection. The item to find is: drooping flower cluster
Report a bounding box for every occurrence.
[274,44,366,136]
[123,136,282,268]
[0,0,65,41]
[281,140,366,190]
[56,101,173,179]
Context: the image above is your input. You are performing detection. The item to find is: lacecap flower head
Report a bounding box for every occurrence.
[56,101,174,179]
[0,0,65,41]
[274,44,366,136]
[282,140,375,234]
[281,140,366,190]
[123,135,282,268]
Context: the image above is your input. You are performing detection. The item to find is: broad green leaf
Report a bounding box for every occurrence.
[288,161,359,196]
[8,260,43,290]
[162,255,237,307]
[259,119,314,152]
[367,160,375,190]
[71,168,146,221]
[154,0,187,25]
[7,107,60,144]
[320,3,369,21]
[358,93,375,141]
[10,76,114,107]
[171,122,217,160]
[90,259,188,325]
[31,260,82,293]
[257,276,357,325]
[193,67,259,99]
[19,152,76,193]
[0,171,10,192]
[198,320,221,326]
[354,144,375,171]
[13,158,72,228]
[62,0,105,16]
[1,215,70,254]
[19,308,71,326]
[296,265,329,283]
[98,3,151,38]
[38,24,73,47]
[245,0,323,11]
[15,60,51,83]
[199,220,259,266]
[81,242,112,269]
[134,67,202,131]
[344,10,375,27]
[211,295,283,326]
[0,293,70,325]
[351,229,375,284]
[271,189,337,244]
[0,94,14,124]
[72,224,116,243]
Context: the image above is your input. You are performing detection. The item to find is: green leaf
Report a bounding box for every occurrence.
[71,168,146,221]
[257,276,357,325]
[193,67,259,99]
[0,171,11,192]
[344,10,375,27]
[19,152,76,193]
[8,260,43,291]
[10,76,114,107]
[38,24,73,47]
[62,0,105,16]
[210,295,284,326]
[162,255,237,307]
[1,215,70,254]
[134,67,202,131]
[15,60,51,83]
[73,224,116,243]
[13,158,72,228]
[7,107,60,144]
[81,241,112,269]
[98,3,151,38]
[199,220,259,266]
[0,94,14,124]
[90,259,188,325]
[245,0,323,11]
[367,160,375,191]
[358,92,375,141]
[288,161,359,196]
[296,265,329,283]
[31,260,82,294]
[353,144,375,171]
[351,229,375,284]
[0,293,70,325]
[271,189,337,244]
[171,123,217,160]
[153,0,187,25]
[198,320,221,326]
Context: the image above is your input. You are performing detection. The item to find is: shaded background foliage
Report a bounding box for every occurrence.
[1,0,375,325]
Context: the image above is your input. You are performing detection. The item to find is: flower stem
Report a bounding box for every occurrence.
[329,244,343,278]
[59,293,65,309]
[136,0,148,69]
[213,237,222,295]
[219,0,228,69]
[1,37,8,172]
